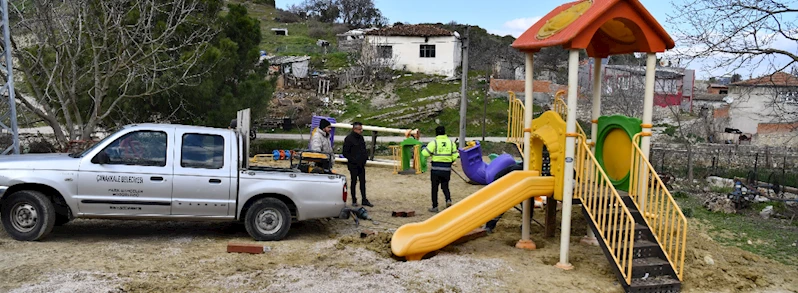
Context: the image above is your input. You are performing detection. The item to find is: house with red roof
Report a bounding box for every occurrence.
[725,72,798,139]
[364,24,462,77]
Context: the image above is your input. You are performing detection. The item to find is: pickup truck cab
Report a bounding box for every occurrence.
[0,123,348,241]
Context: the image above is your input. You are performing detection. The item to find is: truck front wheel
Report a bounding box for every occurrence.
[1,190,56,241]
[244,198,291,241]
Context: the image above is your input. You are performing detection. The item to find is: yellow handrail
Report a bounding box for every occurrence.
[507,91,525,157]
[553,90,568,118]
[389,145,401,174]
[413,145,422,174]
[574,134,635,285]
[629,134,688,281]
[552,90,587,140]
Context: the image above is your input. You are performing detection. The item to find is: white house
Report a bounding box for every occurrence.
[364,24,461,77]
[726,72,798,135]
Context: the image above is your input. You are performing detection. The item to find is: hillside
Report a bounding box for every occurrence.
[227,0,350,69]
[228,0,532,137]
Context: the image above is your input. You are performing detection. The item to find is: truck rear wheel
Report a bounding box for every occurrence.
[1,190,56,241]
[244,198,291,241]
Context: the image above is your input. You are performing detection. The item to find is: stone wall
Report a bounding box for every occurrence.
[649,142,798,185]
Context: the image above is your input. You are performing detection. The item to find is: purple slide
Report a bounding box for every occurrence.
[458,141,518,185]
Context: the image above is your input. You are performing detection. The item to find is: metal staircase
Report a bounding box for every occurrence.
[574,130,684,293]
[506,93,686,292]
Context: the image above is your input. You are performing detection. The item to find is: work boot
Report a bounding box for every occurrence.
[362,200,374,207]
[445,200,452,208]
[351,201,359,207]
[428,207,439,213]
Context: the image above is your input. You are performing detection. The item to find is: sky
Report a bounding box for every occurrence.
[276,0,797,80]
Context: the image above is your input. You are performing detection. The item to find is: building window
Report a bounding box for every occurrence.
[420,44,436,58]
[377,46,392,59]
[181,133,225,169]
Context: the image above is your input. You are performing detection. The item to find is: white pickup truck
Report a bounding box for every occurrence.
[0,122,348,241]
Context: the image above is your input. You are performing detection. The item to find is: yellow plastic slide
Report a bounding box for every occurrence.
[391,171,555,260]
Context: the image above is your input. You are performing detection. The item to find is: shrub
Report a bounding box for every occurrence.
[332,23,350,35]
[308,27,328,39]
[276,9,301,23]
[26,138,58,153]
[252,0,275,6]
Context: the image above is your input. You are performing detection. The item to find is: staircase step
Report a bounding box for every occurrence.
[633,240,663,259]
[632,257,672,278]
[629,275,681,293]
[592,209,643,223]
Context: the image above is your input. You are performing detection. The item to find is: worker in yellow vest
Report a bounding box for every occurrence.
[421,126,459,212]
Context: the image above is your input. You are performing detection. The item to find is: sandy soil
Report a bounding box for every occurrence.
[1,159,797,292]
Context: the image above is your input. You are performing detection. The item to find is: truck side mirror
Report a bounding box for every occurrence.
[92,151,111,164]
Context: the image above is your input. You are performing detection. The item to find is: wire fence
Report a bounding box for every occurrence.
[650,144,798,189]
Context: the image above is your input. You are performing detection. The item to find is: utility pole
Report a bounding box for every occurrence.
[458,27,469,149]
[0,0,19,155]
[482,72,489,142]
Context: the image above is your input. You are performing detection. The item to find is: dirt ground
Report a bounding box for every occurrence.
[1,159,797,293]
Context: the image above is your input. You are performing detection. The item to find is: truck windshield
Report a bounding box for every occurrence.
[69,127,124,158]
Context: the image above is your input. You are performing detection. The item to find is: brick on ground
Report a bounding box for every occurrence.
[227,242,266,254]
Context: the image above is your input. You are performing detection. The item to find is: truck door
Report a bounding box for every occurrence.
[77,130,173,215]
[170,130,233,216]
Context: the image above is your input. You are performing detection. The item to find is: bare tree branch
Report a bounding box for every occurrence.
[4,0,219,146]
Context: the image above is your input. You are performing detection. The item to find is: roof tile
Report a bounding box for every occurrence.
[366,24,454,37]
[732,72,798,87]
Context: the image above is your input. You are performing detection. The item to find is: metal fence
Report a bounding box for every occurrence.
[650,146,798,188]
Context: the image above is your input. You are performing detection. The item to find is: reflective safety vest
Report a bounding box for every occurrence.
[422,135,459,171]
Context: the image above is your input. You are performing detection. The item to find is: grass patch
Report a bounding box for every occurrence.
[394,81,461,103]
[710,186,734,194]
[228,0,349,70]
[676,195,798,265]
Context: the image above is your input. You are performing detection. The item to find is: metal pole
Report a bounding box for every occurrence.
[482,73,488,142]
[458,27,469,149]
[0,0,19,155]
[516,52,535,250]
[556,49,580,270]
[637,53,657,212]
[641,53,656,158]
[582,57,603,246]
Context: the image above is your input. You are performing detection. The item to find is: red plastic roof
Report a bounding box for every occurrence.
[512,0,675,57]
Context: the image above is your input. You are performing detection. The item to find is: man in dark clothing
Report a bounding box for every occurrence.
[343,122,372,207]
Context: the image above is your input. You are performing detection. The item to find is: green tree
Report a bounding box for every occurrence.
[118,3,274,128]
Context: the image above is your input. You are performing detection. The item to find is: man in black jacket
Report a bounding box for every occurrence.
[343,122,373,207]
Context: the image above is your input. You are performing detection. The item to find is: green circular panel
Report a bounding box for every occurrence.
[595,115,642,191]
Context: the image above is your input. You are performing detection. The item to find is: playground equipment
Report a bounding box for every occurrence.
[392,0,688,291]
[457,141,517,185]
[595,115,642,191]
[391,171,554,260]
[392,112,567,258]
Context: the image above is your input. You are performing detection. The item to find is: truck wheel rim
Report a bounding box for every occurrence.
[256,208,282,235]
[11,203,38,233]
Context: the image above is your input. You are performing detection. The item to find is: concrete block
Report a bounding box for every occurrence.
[360,229,377,238]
